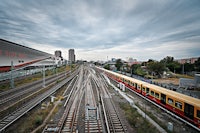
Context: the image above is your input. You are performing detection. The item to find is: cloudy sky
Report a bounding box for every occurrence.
[0,0,200,61]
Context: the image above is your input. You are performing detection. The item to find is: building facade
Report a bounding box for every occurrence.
[68,49,75,63]
[176,57,199,64]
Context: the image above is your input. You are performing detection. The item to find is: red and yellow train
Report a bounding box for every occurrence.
[98,67,200,129]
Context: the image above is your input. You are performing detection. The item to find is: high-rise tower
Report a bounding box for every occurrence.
[68,49,75,63]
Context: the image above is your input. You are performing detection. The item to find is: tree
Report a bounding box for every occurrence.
[167,61,181,73]
[130,64,146,76]
[147,59,155,63]
[194,57,200,72]
[147,61,165,77]
[115,59,123,71]
[131,64,141,74]
[124,63,130,73]
[184,63,195,72]
[94,62,101,66]
[160,56,182,73]
[104,64,110,70]
[160,56,174,64]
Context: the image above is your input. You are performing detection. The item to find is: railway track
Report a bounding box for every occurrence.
[0,72,66,110]
[57,65,84,133]
[0,71,66,97]
[53,65,104,133]
[102,97,127,133]
[0,72,69,121]
[95,70,127,133]
[85,72,102,133]
[0,71,66,101]
[43,65,127,133]
[0,69,79,132]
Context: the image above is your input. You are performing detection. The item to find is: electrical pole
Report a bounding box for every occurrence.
[10,61,14,89]
[43,65,46,88]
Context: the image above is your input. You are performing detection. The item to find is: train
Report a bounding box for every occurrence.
[97,67,200,129]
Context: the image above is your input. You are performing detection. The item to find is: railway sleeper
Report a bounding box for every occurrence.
[110,128,126,132]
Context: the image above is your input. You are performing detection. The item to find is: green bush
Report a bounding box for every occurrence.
[34,115,43,126]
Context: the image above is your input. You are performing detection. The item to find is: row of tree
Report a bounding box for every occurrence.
[105,56,200,78]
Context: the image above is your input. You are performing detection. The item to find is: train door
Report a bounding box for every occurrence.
[146,87,149,94]
[135,83,138,90]
[161,93,166,105]
[184,103,194,120]
[140,84,143,94]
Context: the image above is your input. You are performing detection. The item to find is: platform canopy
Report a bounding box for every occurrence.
[0,39,53,72]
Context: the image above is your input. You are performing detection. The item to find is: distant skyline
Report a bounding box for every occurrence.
[0,0,200,61]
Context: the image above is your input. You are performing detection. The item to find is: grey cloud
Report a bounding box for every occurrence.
[0,0,200,61]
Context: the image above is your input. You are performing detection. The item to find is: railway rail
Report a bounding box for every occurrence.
[41,65,127,133]
[85,71,102,133]
[0,71,67,99]
[0,72,70,121]
[0,72,67,111]
[95,70,127,133]
[57,65,84,133]
[0,69,79,132]
[0,72,62,98]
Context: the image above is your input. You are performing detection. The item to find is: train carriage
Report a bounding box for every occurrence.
[97,67,200,128]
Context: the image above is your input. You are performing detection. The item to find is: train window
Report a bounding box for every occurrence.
[175,101,182,109]
[168,98,174,105]
[197,110,200,118]
[151,91,154,96]
[133,83,135,87]
[146,87,149,93]
[142,87,145,92]
[135,83,138,89]
[126,80,129,84]
[130,82,133,86]
[137,84,141,90]
[155,93,159,99]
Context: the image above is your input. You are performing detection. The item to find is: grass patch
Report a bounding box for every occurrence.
[175,74,194,79]
[17,104,53,133]
[119,102,159,133]
[135,102,173,133]
[0,84,9,91]
[35,115,43,126]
